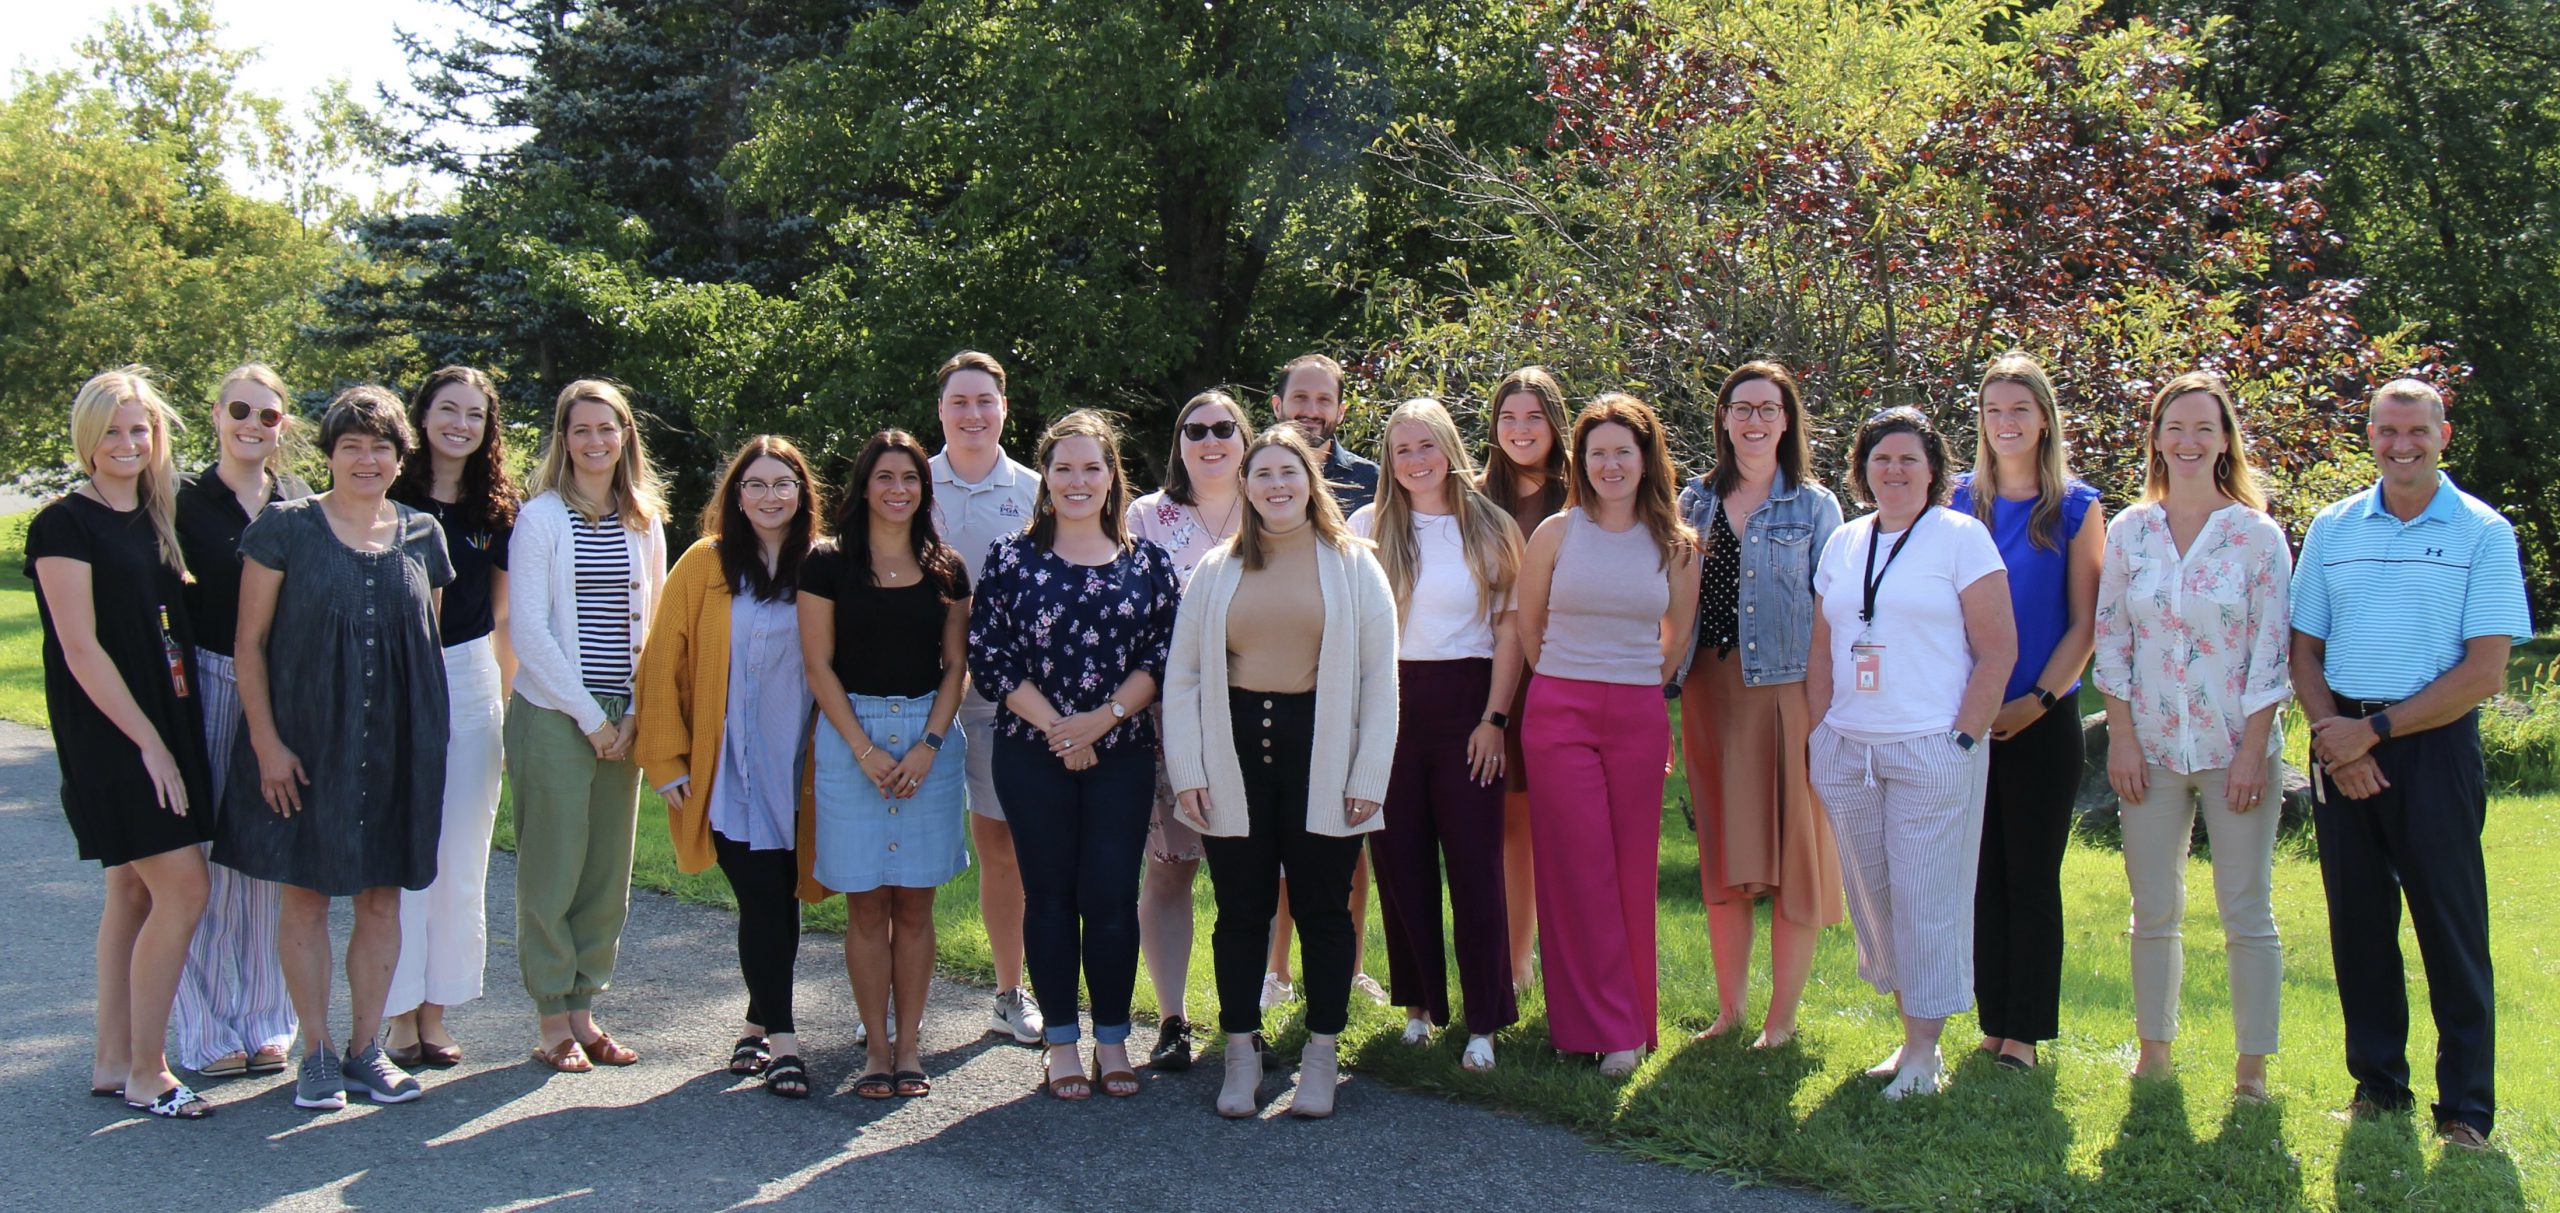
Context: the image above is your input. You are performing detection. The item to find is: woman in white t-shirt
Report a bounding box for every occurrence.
[1806,406,2015,1101]
[1349,398,1525,1073]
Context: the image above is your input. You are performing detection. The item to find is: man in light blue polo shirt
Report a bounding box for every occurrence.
[927,350,1045,1046]
[2288,378,2530,1151]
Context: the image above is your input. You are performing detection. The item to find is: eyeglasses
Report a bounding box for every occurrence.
[1181,420,1240,442]
[226,400,285,427]
[1723,403,1785,423]
[740,478,803,499]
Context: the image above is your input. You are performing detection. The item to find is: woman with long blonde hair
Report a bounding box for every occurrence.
[29,366,217,1117]
[506,379,670,1071]
[1351,398,1523,1070]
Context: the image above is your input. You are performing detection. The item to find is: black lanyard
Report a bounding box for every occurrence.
[1859,507,1927,625]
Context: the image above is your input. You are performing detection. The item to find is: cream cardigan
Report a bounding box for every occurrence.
[1162,536,1400,838]
[507,490,669,736]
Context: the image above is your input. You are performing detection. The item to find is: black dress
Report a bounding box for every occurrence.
[212,499,455,895]
[23,493,215,866]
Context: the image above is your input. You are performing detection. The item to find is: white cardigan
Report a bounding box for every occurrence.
[1161,536,1400,838]
[507,490,670,735]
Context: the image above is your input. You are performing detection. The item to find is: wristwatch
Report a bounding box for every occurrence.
[1952,730,1978,752]
[2370,711,2393,741]
[2032,686,2058,710]
[1107,700,1129,721]
[922,731,946,751]
[1481,710,1511,729]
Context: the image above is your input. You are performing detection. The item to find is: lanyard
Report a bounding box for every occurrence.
[1859,507,1927,625]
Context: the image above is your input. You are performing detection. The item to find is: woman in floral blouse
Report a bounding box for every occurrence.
[966,410,1182,1100]
[2091,370,2292,1104]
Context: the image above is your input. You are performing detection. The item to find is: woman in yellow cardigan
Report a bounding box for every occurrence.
[635,436,829,1099]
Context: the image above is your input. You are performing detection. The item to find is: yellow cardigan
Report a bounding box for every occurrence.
[635,538,827,904]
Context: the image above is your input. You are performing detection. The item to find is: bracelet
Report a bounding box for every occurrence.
[857,743,876,762]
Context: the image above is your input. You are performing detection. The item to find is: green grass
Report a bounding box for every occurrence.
[0,511,51,727]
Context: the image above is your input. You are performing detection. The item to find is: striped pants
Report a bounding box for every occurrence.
[1809,725,1990,1022]
[170,651,299,1069]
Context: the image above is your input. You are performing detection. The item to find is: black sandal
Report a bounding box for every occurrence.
[729,1035,771,1076]
[893,1069,930,1098]
[852,1069,895,1100]
[763,1055,811,1099]
[127,1083,214,1120]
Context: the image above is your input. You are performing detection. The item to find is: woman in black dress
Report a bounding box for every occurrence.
[217,387,453,1112]
[26,366,217,1119]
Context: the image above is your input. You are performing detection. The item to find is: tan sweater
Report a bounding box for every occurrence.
[1224,523,1323,693]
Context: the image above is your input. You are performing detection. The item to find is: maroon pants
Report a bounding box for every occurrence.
[1375,658,1519,1035]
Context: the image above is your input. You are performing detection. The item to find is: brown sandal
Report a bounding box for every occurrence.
[577,1031,639,1067]
[531,1039,592,1073]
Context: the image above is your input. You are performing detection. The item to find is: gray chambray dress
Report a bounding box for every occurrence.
[212,498,455,895]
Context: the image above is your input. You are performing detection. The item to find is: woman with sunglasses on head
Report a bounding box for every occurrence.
[1807,407,2015,1101]
[1125,391,1255,1071]
[967,410,1182,1100]
[638,436,832,1097]
[1515,393,1700,1080]
[381,366,520,1071]
[169,364,308,1084]
[1671,362,1844,1049]
[799,430,977,1099]
[1949,352,2103,1073]
[1477,367,1569,993]
[30,367,217,1118]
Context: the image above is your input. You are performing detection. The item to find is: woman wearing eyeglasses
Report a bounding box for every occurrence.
[170,363,310,1083]
[1125,391,1255,1071]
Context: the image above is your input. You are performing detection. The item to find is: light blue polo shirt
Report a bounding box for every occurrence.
[2290,471,2531,701]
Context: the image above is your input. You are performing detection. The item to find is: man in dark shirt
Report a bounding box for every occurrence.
[1270,353,1378,514]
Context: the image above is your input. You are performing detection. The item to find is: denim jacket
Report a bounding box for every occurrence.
[1671,473,1842,690]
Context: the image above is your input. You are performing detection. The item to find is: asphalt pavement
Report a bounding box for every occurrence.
[0,720,1847,1212]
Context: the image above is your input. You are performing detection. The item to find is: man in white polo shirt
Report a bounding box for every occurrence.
[930,350,1045,1045]
[2289,378,2530,1151]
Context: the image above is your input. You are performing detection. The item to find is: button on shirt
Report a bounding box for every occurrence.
[2290,472,2531,701]
[706,591,812,851]
[2092,503,2293,774]
[930,449,1038,585]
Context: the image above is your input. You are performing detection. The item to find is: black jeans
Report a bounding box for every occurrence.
[1201,689,1366,1036]
[1973,698,2080,1044]
[2316,708,2495,1136]
[991,730,1153,1046]
[711,829,803,1035]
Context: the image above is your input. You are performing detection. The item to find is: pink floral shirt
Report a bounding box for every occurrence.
[1126,491,1237,591]
[2092,502,2293,775]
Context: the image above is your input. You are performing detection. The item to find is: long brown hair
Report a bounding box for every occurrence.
[530,379,666,528]
[1707,360,1813,496]
[699,435,826,602]
[1971,350,2074,550]
[1027,409,1133,552]
[2139,371,2265,511]
[1477,365,1569,520]
[1567,392,1693,571]
[1233,428,1355,571]
[391,365,520,535]
[829,430,967,598]
[1371,398,1521,624]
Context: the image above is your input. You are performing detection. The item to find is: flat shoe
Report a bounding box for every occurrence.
[1097,1066,1139,1098]
[384,1042,427,1068]
[578,1031,639,1067]
[729,1035,772,1076]
[893,1069,931,1098]
[127,1083,214,1119]
[853,1070,896,1099]
[197,1053,250,1078]
[416,1041,462,1068]
[89,1084,124,1098]
[1995,1053,2033,1072]
[763,1055,811,1099]
[246,1047,291,1074]
[530,1039,593,1073]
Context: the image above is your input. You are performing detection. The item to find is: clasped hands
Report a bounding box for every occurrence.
[1175,788,1380,833]
[2307,713,2391,800]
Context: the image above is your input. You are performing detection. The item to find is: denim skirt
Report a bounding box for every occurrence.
[813,691,971,893]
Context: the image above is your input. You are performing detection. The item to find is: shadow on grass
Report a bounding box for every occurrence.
[2089,1077,2306,1207]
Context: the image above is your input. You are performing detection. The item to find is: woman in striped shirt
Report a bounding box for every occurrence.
[505,380,670,1072]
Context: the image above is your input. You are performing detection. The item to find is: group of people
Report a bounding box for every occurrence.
[30,347,2520,1150]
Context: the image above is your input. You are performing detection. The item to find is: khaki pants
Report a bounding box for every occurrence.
[504,694,642,1016]
[2120,763,2281,1054]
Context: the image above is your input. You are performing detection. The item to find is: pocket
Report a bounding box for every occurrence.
[1764,522,1813,581]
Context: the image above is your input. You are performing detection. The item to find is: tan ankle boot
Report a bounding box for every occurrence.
[1291,1034,1339,1118]
[1217,1035,1261,1118]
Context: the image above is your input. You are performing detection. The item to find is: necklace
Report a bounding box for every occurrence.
[1202,492,1242,539]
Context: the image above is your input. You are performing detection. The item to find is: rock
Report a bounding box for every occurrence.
[2075,710,2315,843]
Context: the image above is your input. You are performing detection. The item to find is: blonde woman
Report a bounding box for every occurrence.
[170,363,307,1081]
[505,380,670,1071]
[2094,372,2290,1101]
[28,367,216,1118]
[1350,398,1522,1071]
[1165,427,1400,1118]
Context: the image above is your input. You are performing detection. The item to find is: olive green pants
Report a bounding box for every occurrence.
[504,693,641,1016]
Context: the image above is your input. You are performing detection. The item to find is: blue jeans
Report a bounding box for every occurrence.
[990,731,1153,1045]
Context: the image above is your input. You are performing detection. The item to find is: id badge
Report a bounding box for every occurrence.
[1850,637,1885,693]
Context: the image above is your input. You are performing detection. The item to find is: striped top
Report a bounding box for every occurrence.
[571,511,638,697]
[2290,472,2531,701]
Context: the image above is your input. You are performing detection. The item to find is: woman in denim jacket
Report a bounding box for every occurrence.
[1670,361,1845,1047]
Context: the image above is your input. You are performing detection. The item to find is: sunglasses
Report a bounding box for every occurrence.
[225,400,285,427]
[1181,420,1240,442]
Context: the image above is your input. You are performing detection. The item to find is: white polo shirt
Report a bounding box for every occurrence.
[931,448,1039,584]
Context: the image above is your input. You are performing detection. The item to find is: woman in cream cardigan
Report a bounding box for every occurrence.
[1164,428,1400,1120]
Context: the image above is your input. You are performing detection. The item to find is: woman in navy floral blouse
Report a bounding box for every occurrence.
[966,410,1181,1100]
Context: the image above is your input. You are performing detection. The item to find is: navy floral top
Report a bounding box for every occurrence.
[966,534,1181,756]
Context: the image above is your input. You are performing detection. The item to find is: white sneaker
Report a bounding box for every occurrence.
[1353,972,1389,1006]
[991,988,1044,1045]
[1882,1054,1944,1101]
[1259,972,1295,1010]
[851,1018,867,1046]
[1461,1035,1496,1072]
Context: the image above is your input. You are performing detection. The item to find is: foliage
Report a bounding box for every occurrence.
[1369,0,2437,528]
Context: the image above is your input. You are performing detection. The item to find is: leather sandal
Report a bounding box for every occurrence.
[416,1041,463,1068]
[854,1071,896,1100]
[531,1039,593,1073]
[729,1036,772,1076]
[577,1031,639,1067]
[893,1069,931,1098]
[1097,1063,1139,1098]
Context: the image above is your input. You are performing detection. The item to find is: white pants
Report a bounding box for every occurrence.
[1809,725,1990,1021]
[387,637,504,1014]
[2120,763,2282,1053]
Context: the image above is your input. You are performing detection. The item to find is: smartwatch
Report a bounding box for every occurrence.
[922,731,946,752]
[1481,710,1511,729]
[2370,711,2393,742]
[1952,730,1978,752]
[2032,687,2058,711]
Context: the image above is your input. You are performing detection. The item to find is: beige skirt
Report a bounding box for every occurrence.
[1679,649,1843,928]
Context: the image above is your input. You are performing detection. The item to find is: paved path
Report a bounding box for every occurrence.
[0,721,1846,1212]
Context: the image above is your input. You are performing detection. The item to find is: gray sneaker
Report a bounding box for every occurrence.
[991,987,1044,1045]
[342,1042,423,1104]
[294,1046,346,1110]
